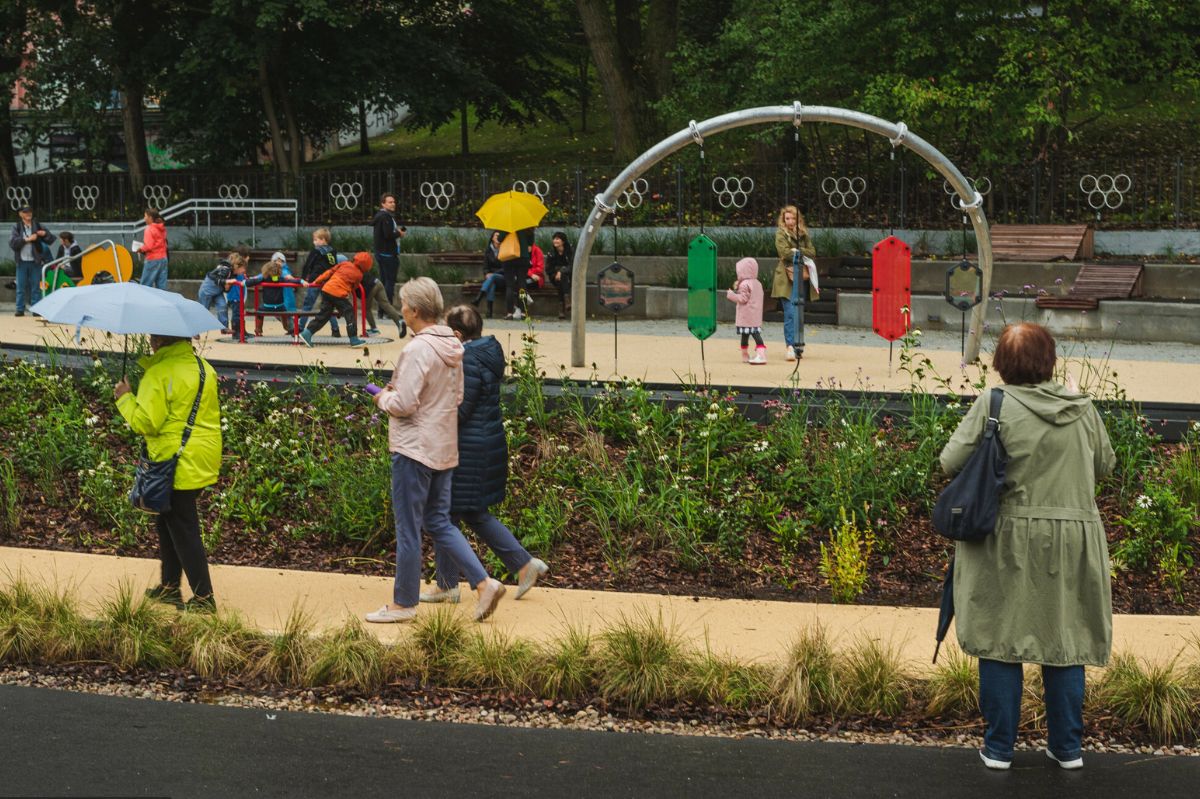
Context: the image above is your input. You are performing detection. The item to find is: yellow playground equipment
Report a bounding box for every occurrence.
[41,241,135,293]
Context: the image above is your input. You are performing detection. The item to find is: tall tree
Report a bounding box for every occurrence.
[0,2,31,187]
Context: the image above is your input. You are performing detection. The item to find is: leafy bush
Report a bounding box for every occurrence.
[819,507,875,603]
[1114,482,1196,597]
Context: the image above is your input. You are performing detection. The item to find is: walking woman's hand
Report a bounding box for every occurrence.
[114,378,132,401]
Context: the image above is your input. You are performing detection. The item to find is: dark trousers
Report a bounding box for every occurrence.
[979,659,1085,762]
[228,300,243,337]
[502,261,523,313]
[739,331,765,347]
[306,292,357,338]
[301,286,338,333]
[551,272,571,304]
[435,510,534,590]
[365,281,402,329]
[156,487,213,598]
[376,253,399,303]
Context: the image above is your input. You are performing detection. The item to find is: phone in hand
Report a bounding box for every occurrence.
[364,383,382,396]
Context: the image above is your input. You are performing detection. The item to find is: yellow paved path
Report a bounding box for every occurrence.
[4,314,1199,402]
[3,547,1196,671]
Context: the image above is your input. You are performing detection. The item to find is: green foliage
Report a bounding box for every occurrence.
[412,607,468,675]
[596,611,691,714]
[924,646,979,716]
[1100,654,1199,744]
[818,506,875,604]
[1104,408,1160,505]
[176,610,263,679]
[770,626,839,723]
[837,637,911,717]
[252,605,316,687]
[306,617,387,692]
[97,582,178,669]
[532,625,595,700]
[0,460,19,535]
[449,629,537,692]
[1114,482,1196,597]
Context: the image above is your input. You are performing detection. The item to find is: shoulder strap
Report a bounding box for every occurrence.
[175,356,207,457]
[983,388,1004,439]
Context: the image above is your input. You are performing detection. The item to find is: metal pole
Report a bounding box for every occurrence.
[569,104,993,366]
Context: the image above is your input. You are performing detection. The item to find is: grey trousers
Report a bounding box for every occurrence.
[389,453,488,606]
[434,510,533,590]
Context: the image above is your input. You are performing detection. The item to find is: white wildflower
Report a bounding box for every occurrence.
[1135,494,1153,509]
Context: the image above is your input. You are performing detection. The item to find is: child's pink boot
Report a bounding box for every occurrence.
[741,346,750,363]
[749,346,767,365]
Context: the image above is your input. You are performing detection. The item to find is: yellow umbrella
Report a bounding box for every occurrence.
[475,190,548,233]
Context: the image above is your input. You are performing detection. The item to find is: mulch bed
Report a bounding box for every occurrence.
[5,479,1198,615]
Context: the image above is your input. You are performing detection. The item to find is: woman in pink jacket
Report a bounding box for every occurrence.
[139,208,169,290]
[726,256,766,364]
[366,277,506,624]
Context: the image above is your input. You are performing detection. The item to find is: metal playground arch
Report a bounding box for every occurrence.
[568,103,994,365]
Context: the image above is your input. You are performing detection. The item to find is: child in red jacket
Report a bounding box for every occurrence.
[300,251,372,347]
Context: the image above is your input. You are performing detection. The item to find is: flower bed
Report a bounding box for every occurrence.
[1,334,1197,612]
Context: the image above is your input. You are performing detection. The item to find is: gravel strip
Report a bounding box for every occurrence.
[3,666,1195,758]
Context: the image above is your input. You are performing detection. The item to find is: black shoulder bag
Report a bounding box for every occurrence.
[129,356,206,514]
[932,388,1007,541]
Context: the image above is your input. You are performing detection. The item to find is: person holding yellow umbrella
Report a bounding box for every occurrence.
[474,191,547,320]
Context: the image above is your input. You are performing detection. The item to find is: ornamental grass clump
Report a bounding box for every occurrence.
[770,625,839,723]
[0,578,48,664]
[1099,653,1198,744]
[596,611,691,714]
[686,647,773,711]
[97,581,177,669]
[411,607,468,676]
[923,646,978,717]
[252,605,316,687]
[176,610,264,680]
[531,624,595,700]
[449,629,537,692]
[837,637,911,717]
[306,617,386,693]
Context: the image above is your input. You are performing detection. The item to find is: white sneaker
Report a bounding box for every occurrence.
[419,586,460,604]
[1046,749,1083,770]
[748,347,767,365]
[515,558,548,600]
[785,349,797,362]
[365,605,417,623]
[979,750,1011,770]
[474,578,506,621]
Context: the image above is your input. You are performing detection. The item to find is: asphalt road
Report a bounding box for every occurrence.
[2,685,1198,798]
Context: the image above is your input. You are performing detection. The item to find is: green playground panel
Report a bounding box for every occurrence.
[687,234,718,341]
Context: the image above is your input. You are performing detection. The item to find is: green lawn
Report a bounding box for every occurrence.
[313,104,616,170]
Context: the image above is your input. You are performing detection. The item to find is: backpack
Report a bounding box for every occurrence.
[932,389,1008,541]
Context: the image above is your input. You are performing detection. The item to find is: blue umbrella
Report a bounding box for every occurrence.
[30,282,223,376]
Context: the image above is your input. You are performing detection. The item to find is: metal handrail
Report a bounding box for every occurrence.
[60,197,300,246]
[40,239,126,292]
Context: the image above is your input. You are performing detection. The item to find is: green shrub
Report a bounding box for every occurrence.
[450,629,537,692]
[1114,481,1196,596]
[837,637,910,716]
[177,610,263,679]
[596,611,690,714]
[1100,654,1198,744]
[412,607,468,675]
[819,507,875,603]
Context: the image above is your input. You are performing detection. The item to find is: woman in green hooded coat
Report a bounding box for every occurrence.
[940,323,1115,772]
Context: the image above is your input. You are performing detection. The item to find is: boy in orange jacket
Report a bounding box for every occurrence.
[300,251,372,347]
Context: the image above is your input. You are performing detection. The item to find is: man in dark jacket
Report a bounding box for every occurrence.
[372,193,406,303]
[501,228,534,320]
[8,204,52,316]
[420,304,548,604]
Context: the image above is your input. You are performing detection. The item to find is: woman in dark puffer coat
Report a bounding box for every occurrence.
[421,304,548,603]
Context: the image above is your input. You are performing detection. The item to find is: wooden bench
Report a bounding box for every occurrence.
[428,251,481,268]
[989,224,1094,262]
[1035,262,1144,311]
[462,280,559,309]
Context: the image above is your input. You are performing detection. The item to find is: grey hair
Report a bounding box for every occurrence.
[399,276,444,321]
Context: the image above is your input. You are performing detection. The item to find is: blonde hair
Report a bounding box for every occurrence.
[399,276,444,321]
[261,260,282,278]
[776,205,809,238]
[313,227,331,244]
[228,252,248,271]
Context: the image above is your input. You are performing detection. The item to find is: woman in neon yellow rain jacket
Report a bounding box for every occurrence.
[115,336,221,611]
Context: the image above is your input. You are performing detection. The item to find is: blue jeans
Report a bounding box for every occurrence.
[979,659,1084,762]
[434,510,533,590]
[301,287,338,333]
[197,279,229,328]
[141,258,169,290]
[781,287,806,350]
[15,259,41,312]
[480,273,505,302]
[389,453,488,607]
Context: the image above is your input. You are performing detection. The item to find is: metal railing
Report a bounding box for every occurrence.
[40,239,127,293]
[4,158,1198,229]
[59,197,299,247]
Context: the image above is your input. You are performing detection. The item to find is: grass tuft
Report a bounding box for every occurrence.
[837,637,911,717]
[687,647,773,711]
[252,605,316,687]
[412,607,468,675]
[532,625,595,700]
[770,625,839,723]
[450,629,537,692]
[1099,653,1198,744]
[96,581,176,669]
[306,617,387,693]
[176,610,264,679]
[596,611,691,714]
[923,646,978,716]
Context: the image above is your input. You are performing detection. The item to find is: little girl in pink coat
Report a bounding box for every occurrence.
[726,256,766,364]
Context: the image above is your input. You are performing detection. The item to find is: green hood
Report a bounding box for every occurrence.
[1001,381,1092,426]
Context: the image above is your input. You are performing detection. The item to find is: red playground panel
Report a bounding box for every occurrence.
[872,236,912,342]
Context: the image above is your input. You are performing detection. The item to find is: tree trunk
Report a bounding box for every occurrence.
[279,85,302,177]
[643,0,679,102]
[258,55,288,174]
[576,0,641,160]
[119,87,152,194]
[578,53,589,133]
[0,103,18,189]
[358,100,370,155]
[460,100,470,156]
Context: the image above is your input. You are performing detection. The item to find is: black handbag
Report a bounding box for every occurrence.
[129,356,206,514]
[932,388,1007,541]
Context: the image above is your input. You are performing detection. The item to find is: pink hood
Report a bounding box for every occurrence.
[375,325,465,470]
[726,257,765,329]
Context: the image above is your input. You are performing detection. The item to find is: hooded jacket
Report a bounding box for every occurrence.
[451,336,508,512]
[375,325,465,470]
[310,252,372,299]
[116,341,221,490]
[772,226,816,300]
[141,221,168,260]
[726,257,765,329]
[301,244,338,283]
[940,382,1116,666]
[372,208,401,258]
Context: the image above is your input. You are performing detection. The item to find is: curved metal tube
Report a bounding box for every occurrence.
[570,105,992,365]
